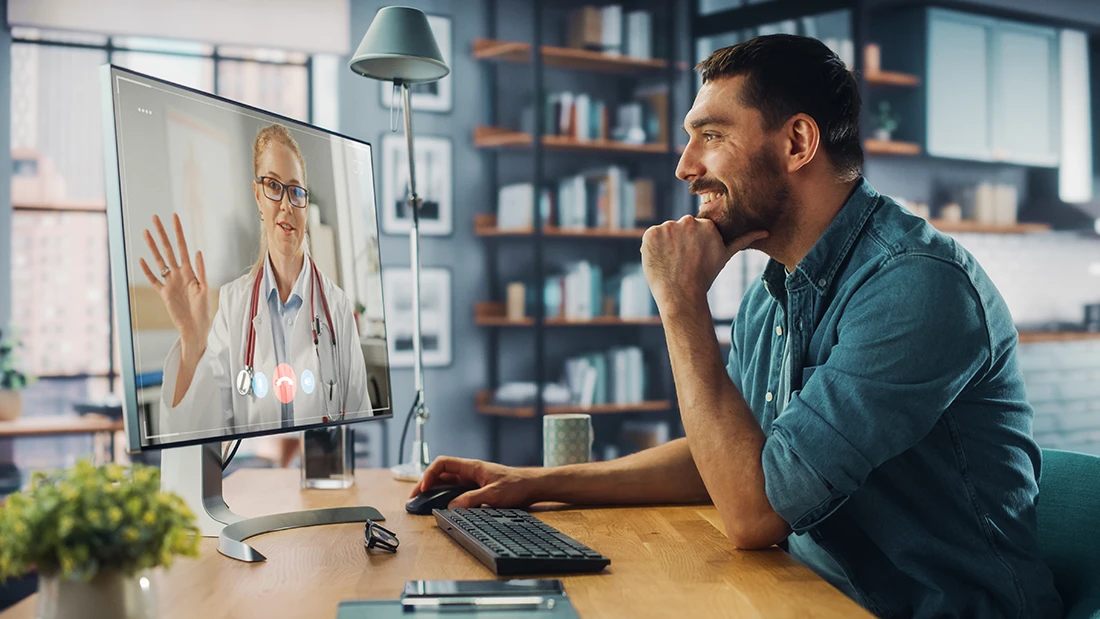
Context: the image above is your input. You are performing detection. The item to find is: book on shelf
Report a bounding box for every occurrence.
[495,182,553,230]
[563,345,646,407]
[540,90,663,145]
[553,167,654,230]
[624,10,652,59]
[543,261,654,320]
[565,4,653,60]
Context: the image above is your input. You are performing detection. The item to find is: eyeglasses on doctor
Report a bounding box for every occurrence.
[364,519,399,553]
[255,176,309,208]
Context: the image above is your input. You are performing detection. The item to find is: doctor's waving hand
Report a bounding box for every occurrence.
[141,124,372,440]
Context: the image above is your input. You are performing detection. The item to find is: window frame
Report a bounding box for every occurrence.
[11,32,315,389]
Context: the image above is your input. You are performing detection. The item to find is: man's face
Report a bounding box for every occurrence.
[676,75,792,244]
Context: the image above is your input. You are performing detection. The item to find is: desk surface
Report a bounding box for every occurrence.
[0,415,124,437]
[1,469,872,619]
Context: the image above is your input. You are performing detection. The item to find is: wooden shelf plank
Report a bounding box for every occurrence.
[864,139,921,155]
[474,126,668,154]
[864,71,920,87]
[473,38,674,73]
[476,225,648,239]
[1018,331,1100,344]
[475,301,659,327]
[476,316,662,327]
[0,415,124,437]
[928,220,1051,234]
[475,391,673,418]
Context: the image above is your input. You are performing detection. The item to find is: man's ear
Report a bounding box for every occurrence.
[785,113,820,173]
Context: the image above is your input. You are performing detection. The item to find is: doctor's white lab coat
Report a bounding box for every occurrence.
[159,258,372,442]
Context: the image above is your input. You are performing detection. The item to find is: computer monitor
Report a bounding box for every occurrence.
[100,65,393,561]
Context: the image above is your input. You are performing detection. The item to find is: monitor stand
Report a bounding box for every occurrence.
[160,443,384,563]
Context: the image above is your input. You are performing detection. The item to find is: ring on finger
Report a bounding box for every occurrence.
[160,266,170,277]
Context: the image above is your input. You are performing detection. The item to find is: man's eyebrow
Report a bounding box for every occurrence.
[682,115,733,132]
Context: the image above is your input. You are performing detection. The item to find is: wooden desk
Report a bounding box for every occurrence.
[0,469,872,619]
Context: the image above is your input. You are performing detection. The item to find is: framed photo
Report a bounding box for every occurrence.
[382,267,452,367]
[381,134,452,236]
[378,13,452,113]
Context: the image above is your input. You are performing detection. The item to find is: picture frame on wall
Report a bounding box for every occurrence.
[381,134,453,236]
[378,13,452,113]
[382,267,452,367]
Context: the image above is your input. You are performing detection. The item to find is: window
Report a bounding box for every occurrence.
[9,29,313,473]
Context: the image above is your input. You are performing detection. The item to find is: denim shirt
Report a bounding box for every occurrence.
[727,179,1063,619]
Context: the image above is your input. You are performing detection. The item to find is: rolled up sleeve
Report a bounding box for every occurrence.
[761,255,990,533]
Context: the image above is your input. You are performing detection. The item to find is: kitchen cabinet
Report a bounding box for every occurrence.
[926,9,1060,166]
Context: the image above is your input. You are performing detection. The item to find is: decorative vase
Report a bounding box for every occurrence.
[0,389,21,421]
[36,569,157,619]
[872,127,892,142]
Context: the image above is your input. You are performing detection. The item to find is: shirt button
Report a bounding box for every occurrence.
[765,392,774,403]
[775,325,783,337]
[818,278,827,287]
[287,318,293,326]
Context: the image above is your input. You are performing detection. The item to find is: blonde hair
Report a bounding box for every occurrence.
[250,123,308,278]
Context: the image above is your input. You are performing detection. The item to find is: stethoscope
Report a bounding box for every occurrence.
[234,259,345,421]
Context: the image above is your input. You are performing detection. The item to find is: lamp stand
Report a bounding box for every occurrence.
[391,81,431,482]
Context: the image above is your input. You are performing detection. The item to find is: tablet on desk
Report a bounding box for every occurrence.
[403,579,565,598]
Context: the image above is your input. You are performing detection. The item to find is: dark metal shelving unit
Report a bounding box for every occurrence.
[479,0,687,463]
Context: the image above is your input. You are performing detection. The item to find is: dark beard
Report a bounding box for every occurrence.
[693,147,791,244]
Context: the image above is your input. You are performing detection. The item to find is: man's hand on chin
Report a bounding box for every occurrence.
[641,215,768,312]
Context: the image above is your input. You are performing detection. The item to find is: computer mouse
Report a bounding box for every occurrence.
[405,484,479,515]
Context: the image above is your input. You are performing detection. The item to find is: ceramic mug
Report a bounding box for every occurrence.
[543,414,593,467]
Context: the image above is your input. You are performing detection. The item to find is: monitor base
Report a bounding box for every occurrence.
[160,443,384,563]
[390,461,424,482]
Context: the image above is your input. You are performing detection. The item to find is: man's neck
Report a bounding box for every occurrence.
[766,178,860,272]
[269,251,305,305]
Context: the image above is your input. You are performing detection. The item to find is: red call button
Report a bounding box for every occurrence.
[273,363,296,404]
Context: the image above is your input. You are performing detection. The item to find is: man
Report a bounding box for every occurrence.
[412,35,1062,619]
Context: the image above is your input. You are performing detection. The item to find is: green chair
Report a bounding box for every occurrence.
[1038,448,1100,619]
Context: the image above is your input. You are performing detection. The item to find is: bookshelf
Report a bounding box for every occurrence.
[476,0,687,464]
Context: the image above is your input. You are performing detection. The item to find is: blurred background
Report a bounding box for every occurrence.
[0,0,1098,486]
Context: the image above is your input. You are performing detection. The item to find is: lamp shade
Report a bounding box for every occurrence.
[348,6,449,83]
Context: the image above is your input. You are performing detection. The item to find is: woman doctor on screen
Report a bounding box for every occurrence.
[141,124,371,438]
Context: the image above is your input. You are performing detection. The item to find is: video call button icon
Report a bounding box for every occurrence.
[274,363,296,404]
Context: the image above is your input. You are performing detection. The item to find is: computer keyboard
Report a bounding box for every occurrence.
[433,507,610,576]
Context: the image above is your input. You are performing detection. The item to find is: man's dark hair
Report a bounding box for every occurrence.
[695,34,863,182]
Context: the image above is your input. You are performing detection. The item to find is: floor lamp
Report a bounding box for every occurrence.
[349,7,450,481]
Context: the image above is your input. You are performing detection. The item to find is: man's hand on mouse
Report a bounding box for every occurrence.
[641,215,768,312]
[410,457,541,509]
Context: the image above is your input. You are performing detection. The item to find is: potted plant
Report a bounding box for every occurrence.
[870,100,900,142]
[0,327,35,421]
[0,461,200,619]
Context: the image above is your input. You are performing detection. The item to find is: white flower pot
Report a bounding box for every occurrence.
[0,389,21,421]
[36,570,157,619]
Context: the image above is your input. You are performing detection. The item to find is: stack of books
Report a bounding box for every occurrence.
[544,261,654,320]
[565,5,653,59]
[563,346,647,407]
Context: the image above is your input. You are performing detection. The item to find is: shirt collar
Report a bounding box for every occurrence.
[762,177,879,300]
[263,253,311,307]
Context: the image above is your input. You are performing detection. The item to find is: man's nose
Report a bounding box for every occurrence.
[676,140,704,182]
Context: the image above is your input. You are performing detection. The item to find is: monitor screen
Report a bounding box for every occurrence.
[102,65,392,450]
